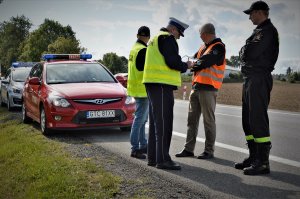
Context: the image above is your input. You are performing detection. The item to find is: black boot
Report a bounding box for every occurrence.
[235,141,256,170]
[244,143,271,175]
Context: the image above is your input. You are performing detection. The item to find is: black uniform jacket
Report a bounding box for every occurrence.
[240,19,279,76]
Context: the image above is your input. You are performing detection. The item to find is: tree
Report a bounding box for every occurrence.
[19,18,78,61]
[45,37,83,54]
[229,55,242,68]
[100,52,127,74]
[226,58,233,66]
[286,67,292,76]
[0,15,32,74]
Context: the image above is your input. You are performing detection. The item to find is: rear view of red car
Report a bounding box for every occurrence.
[22,54,135,135]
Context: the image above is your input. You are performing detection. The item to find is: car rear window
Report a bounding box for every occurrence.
[46,63,115,84]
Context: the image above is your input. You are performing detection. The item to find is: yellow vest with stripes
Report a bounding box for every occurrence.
[127,42,147,97]
[142,31,181,86]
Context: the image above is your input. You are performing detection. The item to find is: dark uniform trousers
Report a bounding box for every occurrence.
[145,83,174,164]
[242,73,273,140]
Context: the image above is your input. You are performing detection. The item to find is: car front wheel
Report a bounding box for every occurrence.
[22,103,32,124]
[7,94,12,111]
[40,106,51,135]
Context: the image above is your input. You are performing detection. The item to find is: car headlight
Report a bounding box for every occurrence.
[125,96,135,105]
[52,98,71,107]
[49,94,71,108]
[12,87,22,94]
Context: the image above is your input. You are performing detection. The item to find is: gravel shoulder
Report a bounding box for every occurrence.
[60,135,209,199]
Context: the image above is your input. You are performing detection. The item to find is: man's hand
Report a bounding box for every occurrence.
[186,61,194,69]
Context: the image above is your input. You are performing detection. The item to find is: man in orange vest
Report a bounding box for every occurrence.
[176,23,226,159]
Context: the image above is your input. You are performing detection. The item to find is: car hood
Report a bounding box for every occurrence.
[12,81,25,89]
[48,83,126,99]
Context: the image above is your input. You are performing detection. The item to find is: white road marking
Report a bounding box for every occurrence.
[146,124,300,168]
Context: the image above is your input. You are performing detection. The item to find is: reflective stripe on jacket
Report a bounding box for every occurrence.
[142,31,181,87]
[127,42,147,97]
[193,42,226,89]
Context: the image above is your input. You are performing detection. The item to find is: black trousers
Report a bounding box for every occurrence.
[242,73,273,142]
[145,83,174,164]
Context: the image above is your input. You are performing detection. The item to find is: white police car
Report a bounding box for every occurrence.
[0,62,36,110]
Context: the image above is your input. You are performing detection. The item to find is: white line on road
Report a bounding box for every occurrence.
[173,131,300,168]
[146,124,300,168]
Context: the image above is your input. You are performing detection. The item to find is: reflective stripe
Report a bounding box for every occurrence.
[255,137,271,143]
[198,71,223,82]
[246,135,254,141]
[207,66,225,75]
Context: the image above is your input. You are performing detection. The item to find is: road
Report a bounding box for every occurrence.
[77,100,300,198]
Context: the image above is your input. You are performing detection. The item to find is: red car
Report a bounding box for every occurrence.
[22,54,135,135]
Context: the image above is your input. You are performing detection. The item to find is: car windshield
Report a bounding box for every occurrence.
[46,63,115,84]
[12,68,32,82]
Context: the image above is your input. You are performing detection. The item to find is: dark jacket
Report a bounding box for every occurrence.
[135,39,147,71]
[240,19,279,76]
[192,38,226,91]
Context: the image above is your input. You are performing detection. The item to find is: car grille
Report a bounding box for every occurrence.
[72,109,127,124]
[13,98,22,105]
[73,98,122,105]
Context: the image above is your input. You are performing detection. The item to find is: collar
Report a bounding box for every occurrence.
[256,18,271,29]
[205,38,222,47]
[137,39,147,47]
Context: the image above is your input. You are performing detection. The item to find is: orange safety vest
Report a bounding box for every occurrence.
[193,42,226,89]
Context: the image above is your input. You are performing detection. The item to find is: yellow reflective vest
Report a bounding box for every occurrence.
[127,42,147,97]
[142,31,181,86]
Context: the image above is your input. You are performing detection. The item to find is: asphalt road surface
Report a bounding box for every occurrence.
[77,100,300,199]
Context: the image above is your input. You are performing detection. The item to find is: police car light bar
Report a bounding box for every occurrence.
[12,62,37,68]
[43,54,92,61]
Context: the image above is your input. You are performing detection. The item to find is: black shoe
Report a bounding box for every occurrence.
[243,162,270,175]
[131,151,146,159]
[234,158,252,170]
[140,147,147,154]
[175,149,194,157]
[147,161,156,167]
[197,152,214,159]
[156,160,181,170]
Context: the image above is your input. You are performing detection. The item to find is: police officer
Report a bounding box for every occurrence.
[143,17,194,170]
[128,26,150,159]
[235,1,279,175]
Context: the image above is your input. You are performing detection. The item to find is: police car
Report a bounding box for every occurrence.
[0,62,35,110]
[22,54,135,135]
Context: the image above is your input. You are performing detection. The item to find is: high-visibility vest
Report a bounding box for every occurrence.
[193,42,226,89]
[142,31,181,87]
[127,42,147,97]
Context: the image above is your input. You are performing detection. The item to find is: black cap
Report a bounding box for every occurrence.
[244,1,269,14]
[137,26,150,37]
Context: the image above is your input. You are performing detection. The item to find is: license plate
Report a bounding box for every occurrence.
[86,110,115,119]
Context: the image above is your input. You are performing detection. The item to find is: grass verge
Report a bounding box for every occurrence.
[0,108,121,199]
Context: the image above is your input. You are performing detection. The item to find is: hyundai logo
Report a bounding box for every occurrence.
[95,99,104,104]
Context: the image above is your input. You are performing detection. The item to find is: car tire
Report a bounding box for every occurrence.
[40,106,52,135]
[22,103,32,124]
[120,126,131,132]
[7,94,12,111]
[0,95,4,107]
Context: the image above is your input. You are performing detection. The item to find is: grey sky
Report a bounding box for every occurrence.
[0,0,299,74]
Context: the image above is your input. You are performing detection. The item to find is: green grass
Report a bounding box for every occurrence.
[0,108,121,199]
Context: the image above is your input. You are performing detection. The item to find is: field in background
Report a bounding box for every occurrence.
[174,81,300,112]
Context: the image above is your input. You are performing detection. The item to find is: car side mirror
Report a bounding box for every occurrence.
[115,75,127,87]
[28,77,40,85]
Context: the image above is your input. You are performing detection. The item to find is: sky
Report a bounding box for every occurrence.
[0,0,300,74]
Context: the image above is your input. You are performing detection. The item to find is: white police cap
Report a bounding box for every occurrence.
[168,17,189,37]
